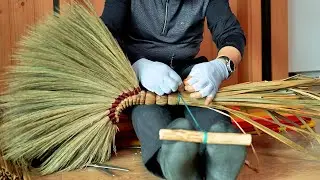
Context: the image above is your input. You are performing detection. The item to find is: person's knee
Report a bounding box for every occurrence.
[208,121,240,133]
[132,104,169,118]
[185,107,231,131]
[207,122,246,159]
[130,105,172,151]
[131,105,171,128]
[167,118,194,130]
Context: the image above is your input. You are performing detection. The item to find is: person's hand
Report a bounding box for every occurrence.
[183,58,229,105]
[132,58,183,96]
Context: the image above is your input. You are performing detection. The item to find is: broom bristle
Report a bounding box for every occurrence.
[0,1,139,175]
[0,0,320,177]
[1,150,31,180]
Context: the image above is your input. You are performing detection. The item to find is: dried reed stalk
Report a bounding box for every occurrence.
[0,151,31,180]
[0,1,319,176]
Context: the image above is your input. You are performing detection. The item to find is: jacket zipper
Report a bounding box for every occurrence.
[161,0,169,35]
[170,54,175,68]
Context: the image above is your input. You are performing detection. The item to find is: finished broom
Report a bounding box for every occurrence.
[0,1,320,176]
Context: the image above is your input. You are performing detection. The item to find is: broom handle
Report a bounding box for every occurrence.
[142,91,206,106]
[114,91,203,118]
[159,129,252,146]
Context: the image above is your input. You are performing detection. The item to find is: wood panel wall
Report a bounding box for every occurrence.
[271,0,288,80]
[0,0,53,92]
[0,0,12,77]
[236,0,263,83]
[0,0,103,92]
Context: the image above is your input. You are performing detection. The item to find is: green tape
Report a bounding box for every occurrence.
[203,131,208,144]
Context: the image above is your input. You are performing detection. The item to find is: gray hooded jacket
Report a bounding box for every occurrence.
[100,0,246,65]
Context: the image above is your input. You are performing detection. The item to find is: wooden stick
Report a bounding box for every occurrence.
[159,129,252,146]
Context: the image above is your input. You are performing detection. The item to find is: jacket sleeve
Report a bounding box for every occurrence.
[206,0,246,57]
[100,0,130,41]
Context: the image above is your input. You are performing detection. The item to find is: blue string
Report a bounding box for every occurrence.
[177,93,208,144]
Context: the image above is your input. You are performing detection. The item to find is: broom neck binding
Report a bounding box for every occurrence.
[109,89,207,124]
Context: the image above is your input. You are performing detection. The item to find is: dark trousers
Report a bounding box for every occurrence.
[131,104,235,178]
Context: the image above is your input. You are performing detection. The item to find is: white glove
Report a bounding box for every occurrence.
[132,58,183,96]
[185,58,229,102]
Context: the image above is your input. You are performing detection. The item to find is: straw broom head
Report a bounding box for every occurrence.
[0,1,139,175]
[0,0,320,176]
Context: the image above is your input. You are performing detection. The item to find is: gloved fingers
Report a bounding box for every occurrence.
[205,96,214,106]
[159,85,172,95]
[163,76,179,92]
[183,76,191,86]
[159,79,172,94]
[169,70,183,85]
[153,86,165,96]
[185,76,198,86]
[190,79,208,92]
[184,76,205,92]
[178,83,185,92]
[205,90,217,105]
[199,84,214,97]
[187,66,201,77]
[210,88,218,98]
[189,83,213,99]
[184,77,198,92]
[184,85,194,92]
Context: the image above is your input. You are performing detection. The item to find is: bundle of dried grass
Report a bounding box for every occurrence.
[1,151,31,180]
[0,0,319,176]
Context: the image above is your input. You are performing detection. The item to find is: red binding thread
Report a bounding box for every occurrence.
[108,87,141,123]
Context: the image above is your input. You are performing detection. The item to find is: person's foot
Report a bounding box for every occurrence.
[205,122,247,180]
[157,118,202,180]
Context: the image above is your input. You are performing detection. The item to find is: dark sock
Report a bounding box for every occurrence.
[205,122,247,180]
[157,118,202,180]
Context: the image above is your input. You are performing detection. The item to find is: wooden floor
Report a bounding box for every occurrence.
[33,127,320,180]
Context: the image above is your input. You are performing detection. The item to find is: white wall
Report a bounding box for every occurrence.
[288,0,320,76]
